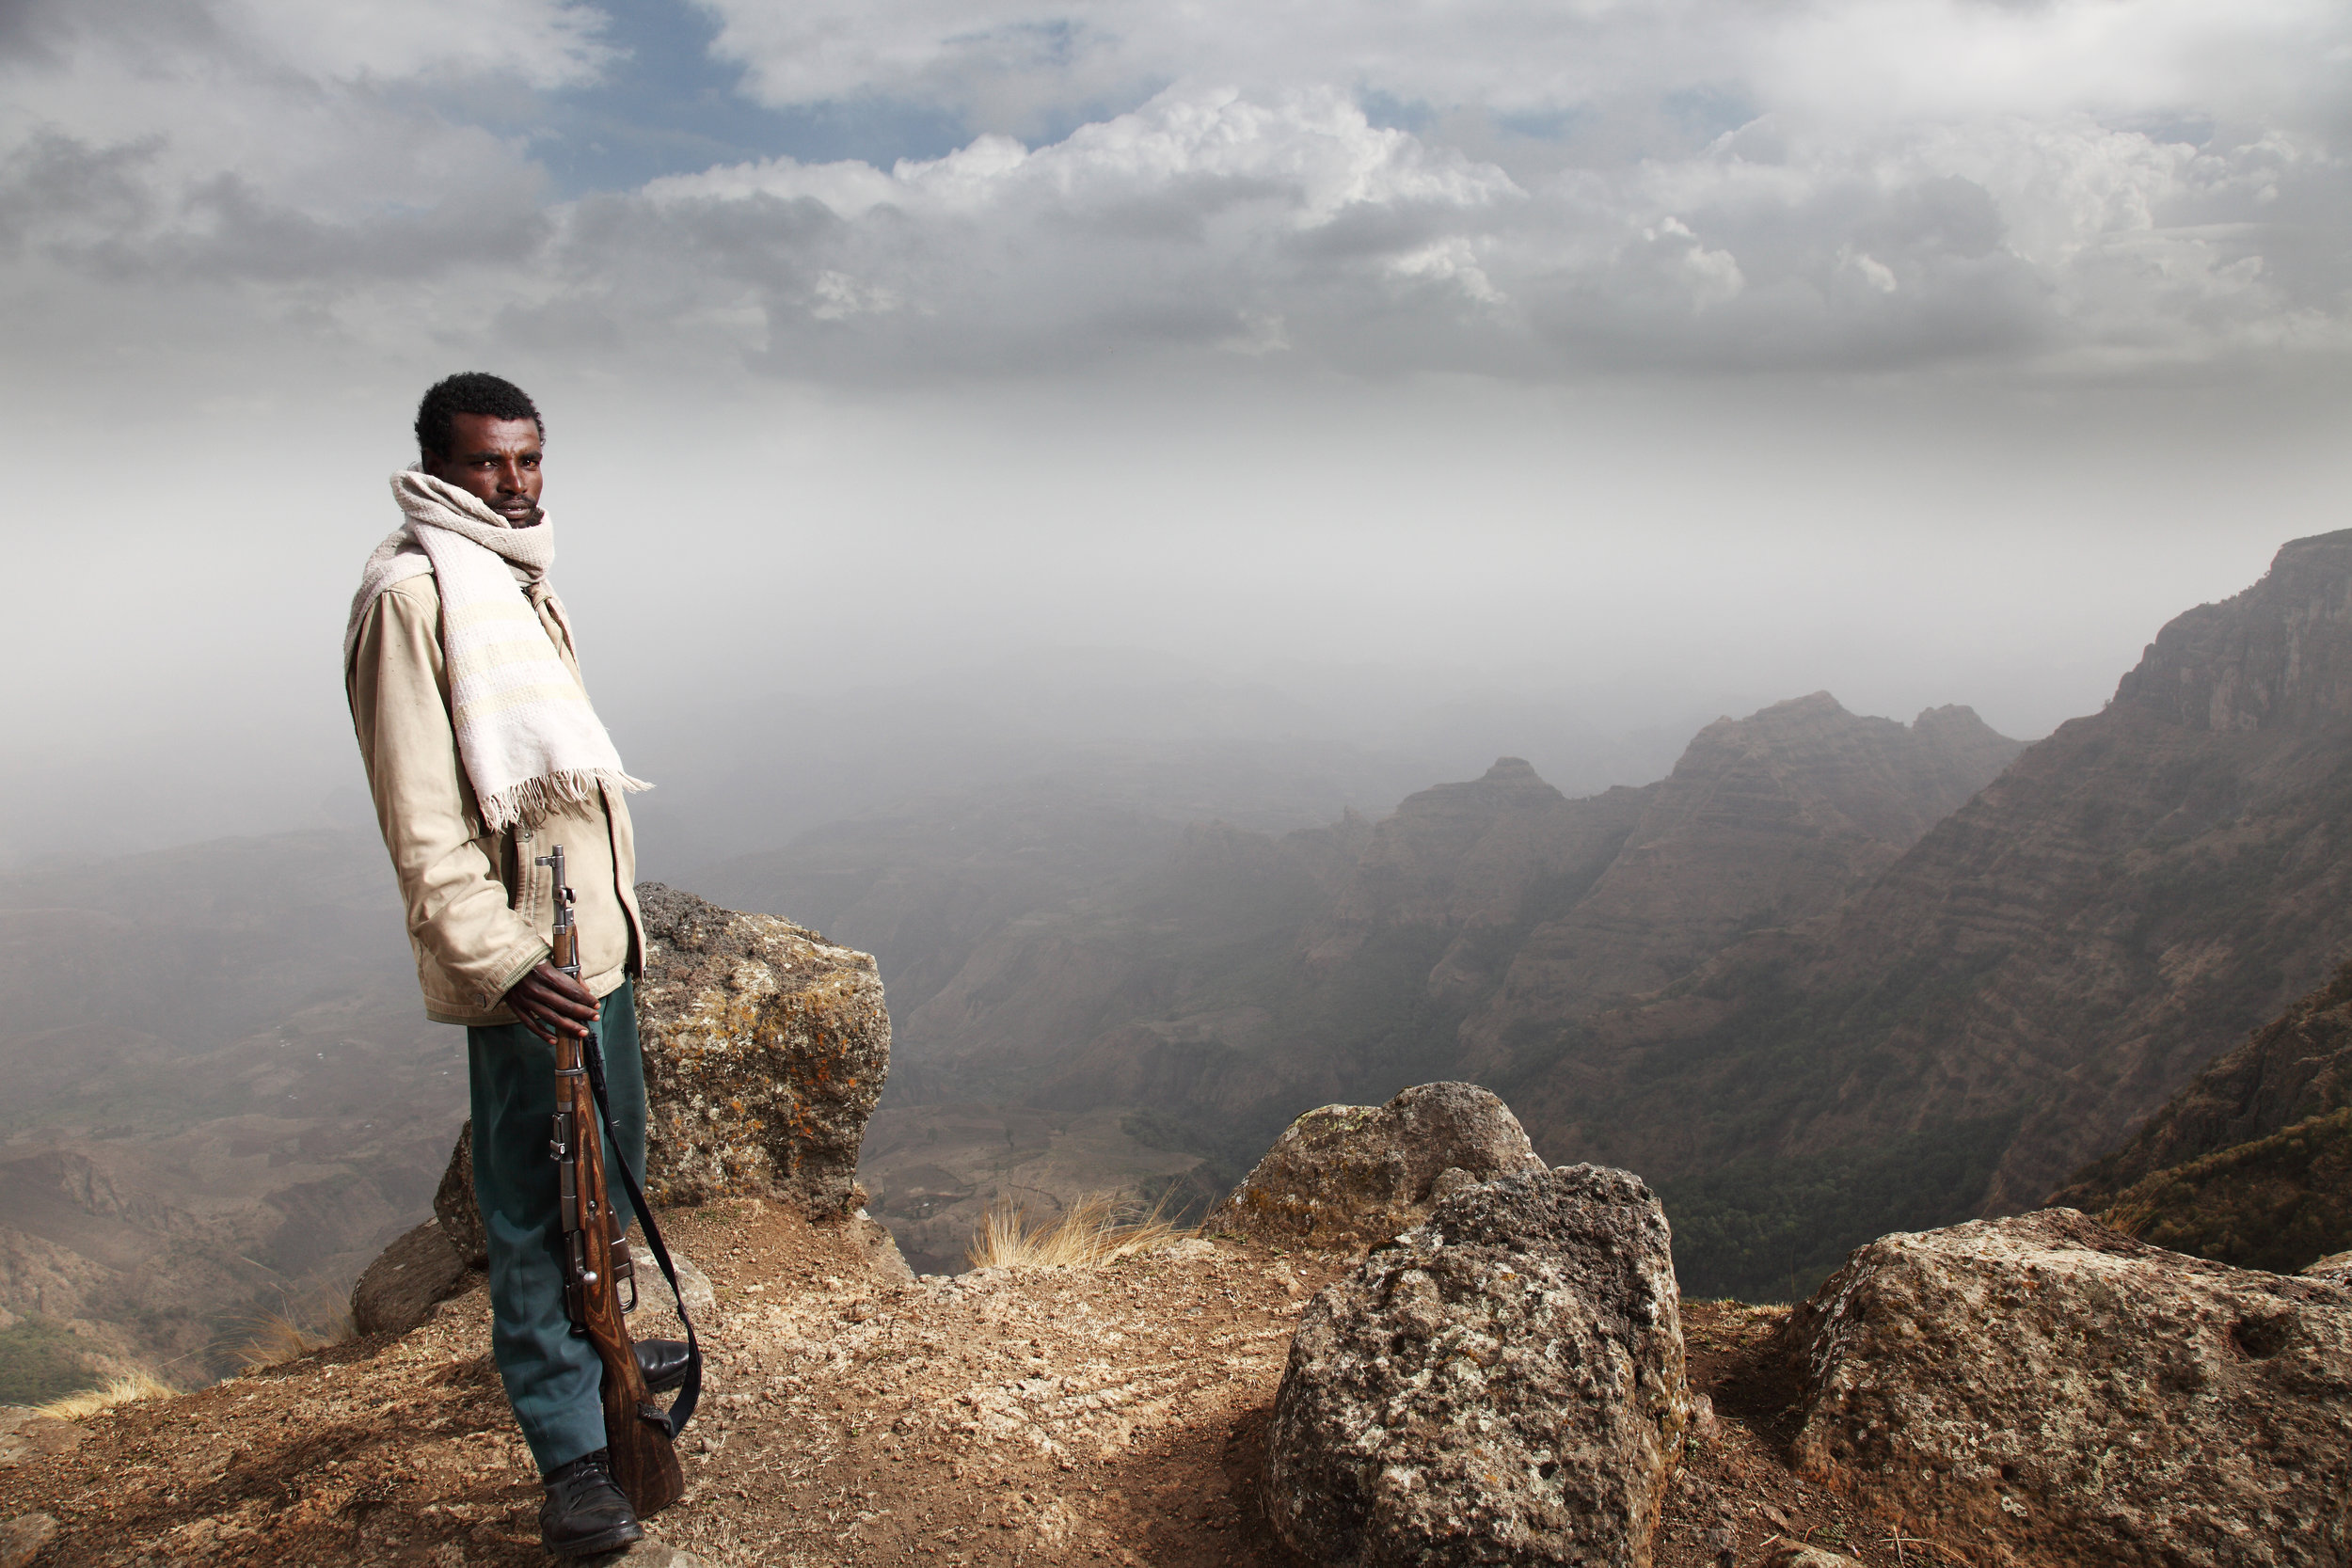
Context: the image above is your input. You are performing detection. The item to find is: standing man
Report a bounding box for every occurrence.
[344,372,687,1557]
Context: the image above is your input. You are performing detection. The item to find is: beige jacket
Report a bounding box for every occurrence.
[346,572,644,1026]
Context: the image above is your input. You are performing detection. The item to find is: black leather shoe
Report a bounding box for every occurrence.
[540,1449,644,1558]
[634,1338,691,1394]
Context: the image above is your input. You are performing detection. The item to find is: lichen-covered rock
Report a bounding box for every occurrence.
[1782,1208,2352,1566]
[634,882,890,1216]
[2303,1249,2352,1284]
[0,1513,58,1568]
[1756,1546,1859,1568]
[1266,1164,1687,1567]
[1212,1082,1545,1249]
[351,1220,469,1337]
[396,888,891,1323]
[856,1209,915,1284]
[433,1123,487,1269]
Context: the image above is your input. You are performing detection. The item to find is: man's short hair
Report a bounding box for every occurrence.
[415,372,544,459]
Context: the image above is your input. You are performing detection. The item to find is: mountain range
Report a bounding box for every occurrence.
[14,528,2352,1395]
[714,529,2352,1296]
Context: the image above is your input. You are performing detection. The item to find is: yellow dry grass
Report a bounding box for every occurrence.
[34,1370,177,1421]
[232,1305,355,1371]
[963,1191,1195,1271]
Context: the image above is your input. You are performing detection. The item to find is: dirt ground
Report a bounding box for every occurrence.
[4,1199,1963,1566]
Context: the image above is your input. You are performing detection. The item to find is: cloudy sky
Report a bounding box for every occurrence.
[3,0,2349,863]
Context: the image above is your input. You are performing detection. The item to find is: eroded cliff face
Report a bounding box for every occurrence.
[877,697,2020,1181]
[1455,694,2020,1072]
[1524,529,2352,1294]
[2050,950,2352,1273]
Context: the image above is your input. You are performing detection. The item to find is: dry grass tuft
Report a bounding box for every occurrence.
[964,1191,1195,1271]
[230,1288,357,1372]
[34,1371,177,1421]
[232,1307,355,1371]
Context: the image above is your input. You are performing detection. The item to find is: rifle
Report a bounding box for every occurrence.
[539,844,698,1515]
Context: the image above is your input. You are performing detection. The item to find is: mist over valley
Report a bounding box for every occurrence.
[20,525,2352,1377]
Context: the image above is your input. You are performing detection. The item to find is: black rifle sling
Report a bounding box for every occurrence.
[582,1029,701,1439]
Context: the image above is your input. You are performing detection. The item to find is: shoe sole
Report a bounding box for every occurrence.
[545,1521,644,1559]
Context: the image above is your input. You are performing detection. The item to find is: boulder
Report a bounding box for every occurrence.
[350,1220,469,1337]
[0,1513,58,1568]
[1265,1164,1687,1567]
[425,886,893,1258]
[632,882,890,1214]
[2302,1249,2352,1284]
[857,1209,915,1284]
[1781,1208,2352,1566]
[434,1123,486,1269]
[1212,1082,1546,1249]
[1756,1548,1859,1568]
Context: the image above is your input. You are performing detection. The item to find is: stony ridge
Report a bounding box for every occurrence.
[2054,952,2352,1212]
[880,694,2017,1183]
[1509,530,2352,1292]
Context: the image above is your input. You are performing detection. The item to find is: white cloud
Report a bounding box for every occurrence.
[0,0,2342,385]
[214,0,612,89]
[698,0,2346,135]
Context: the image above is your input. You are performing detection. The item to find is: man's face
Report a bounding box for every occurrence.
[422,413,544,526]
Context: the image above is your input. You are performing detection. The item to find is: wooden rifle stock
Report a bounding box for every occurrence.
[541,847,684,1516]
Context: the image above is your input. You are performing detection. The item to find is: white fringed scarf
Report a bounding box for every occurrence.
[345,470,650,832]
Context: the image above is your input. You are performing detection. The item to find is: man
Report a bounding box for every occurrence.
[344,372,688,1557]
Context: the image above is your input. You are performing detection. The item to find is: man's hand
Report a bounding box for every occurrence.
[506,960,599,1044]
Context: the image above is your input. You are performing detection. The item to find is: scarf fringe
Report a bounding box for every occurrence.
[479,768,655,834]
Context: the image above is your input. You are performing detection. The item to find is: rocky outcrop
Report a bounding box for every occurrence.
[0,1513,57,1568]
[1756,1548,1858,1568]
[375,888,891,1329]
[432,1124,485,1268]
[1266,1164,1686,1567]
[634,882,890,1214]
[349,1219,469,1337]
[1211,1083,1545,1249]
[2053,952,2352,1243]
[1499,530,2352,1298]
[1781,1208,2352,1565]
[2082,1106,2352,1275]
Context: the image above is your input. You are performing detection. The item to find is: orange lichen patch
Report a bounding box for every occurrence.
[635,883,890,1216]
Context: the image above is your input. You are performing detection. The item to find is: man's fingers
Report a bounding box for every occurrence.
[532,963,600,1015]
[511,988,594,1039]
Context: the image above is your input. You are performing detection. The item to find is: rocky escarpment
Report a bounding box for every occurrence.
[1455,694,2020,1065]
[2051,950,2352,1272]
[1211,1082,1545,1248]
[2079,1108,2352,1275]
[353,886,895,1334]
[32,1080,2352,1568]
[1267,1164,1687,1568]
[1510,530,2352,1296]
[1780,1208,2352,1565]
[874,695,2016,1179]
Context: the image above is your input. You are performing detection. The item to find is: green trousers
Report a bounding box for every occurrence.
[467,981,646,1475]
